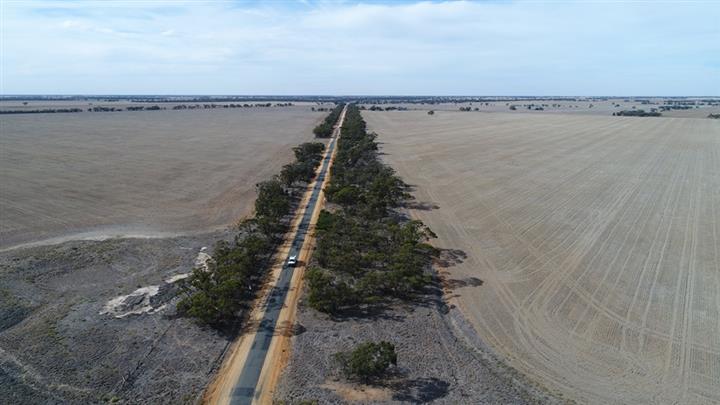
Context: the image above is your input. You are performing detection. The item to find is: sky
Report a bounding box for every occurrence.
[1,0,719,96]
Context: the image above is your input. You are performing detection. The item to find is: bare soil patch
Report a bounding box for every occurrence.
[0,107,323,249]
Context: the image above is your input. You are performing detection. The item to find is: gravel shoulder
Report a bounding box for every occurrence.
[0,232,236,404]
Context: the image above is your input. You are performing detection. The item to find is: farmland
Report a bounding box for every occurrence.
[0,104,327,403]
[0,106,324,249]
[365,110,720,404]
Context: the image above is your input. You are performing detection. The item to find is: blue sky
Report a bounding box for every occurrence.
[2,0,718,95]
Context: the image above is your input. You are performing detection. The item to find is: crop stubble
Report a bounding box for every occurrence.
[366,111,720,404]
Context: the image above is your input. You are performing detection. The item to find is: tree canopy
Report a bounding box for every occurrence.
[177,142,327,327]
[314,104,345,138]
[307,104,438,314]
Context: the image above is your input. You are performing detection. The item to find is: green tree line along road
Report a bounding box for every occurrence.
[177,110,337,327]
[307,104,439,314]
[312,104,344,138]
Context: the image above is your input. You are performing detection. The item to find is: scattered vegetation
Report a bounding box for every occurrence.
[708,113,720,119]
[313,104,345,137]
[306,104,438,314]
[334,341,397,382]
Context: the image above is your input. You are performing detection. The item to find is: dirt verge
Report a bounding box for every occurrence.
[275,280,565,404]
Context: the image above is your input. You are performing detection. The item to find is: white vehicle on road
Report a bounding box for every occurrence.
[287,255,297,267]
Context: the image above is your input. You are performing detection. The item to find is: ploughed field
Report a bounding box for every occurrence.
[366,110,720,404]
[0,107,323,249]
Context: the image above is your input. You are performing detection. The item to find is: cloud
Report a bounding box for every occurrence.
[2,0,718,95]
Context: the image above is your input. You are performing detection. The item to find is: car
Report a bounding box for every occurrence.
[287,255,297,267]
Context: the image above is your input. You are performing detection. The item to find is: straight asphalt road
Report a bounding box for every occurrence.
[229,109,343,404]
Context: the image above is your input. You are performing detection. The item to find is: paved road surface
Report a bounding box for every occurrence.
[229,111,343,405]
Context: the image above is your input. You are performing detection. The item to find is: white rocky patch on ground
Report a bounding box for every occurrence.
[164,247,212,283]
[100,286,161,318]
[102,247,213,318]
[194,247,212,271]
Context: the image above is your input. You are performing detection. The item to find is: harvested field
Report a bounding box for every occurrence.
[0,107,323,249]
[366,111,720,404]
[361,99,720,118]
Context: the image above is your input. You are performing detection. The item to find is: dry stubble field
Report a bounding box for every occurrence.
[366,110,720,404]
[0,107,323,249]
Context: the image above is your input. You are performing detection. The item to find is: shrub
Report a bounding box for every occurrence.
[334,341,397,382]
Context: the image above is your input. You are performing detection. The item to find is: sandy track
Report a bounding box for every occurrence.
[0,107,323,249]
[366,111,720,404]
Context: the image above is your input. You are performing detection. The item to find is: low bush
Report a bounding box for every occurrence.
[334,341,397,382]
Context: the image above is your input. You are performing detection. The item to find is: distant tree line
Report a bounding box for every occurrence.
[177,140,327,327]
[306,104,438,314]
[359,105,408,111]
[0,108,84,114]
[173,102,293,110]
[660,105,695,111]
[313,104,345,138]
[0,102,294,115]
[126,105,162,111]
[89,106,125,112]
[613,110,662,117]
[7,95,716,107]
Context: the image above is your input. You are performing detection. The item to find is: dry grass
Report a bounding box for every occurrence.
[366,110,720,404]
[0,107,323,249]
